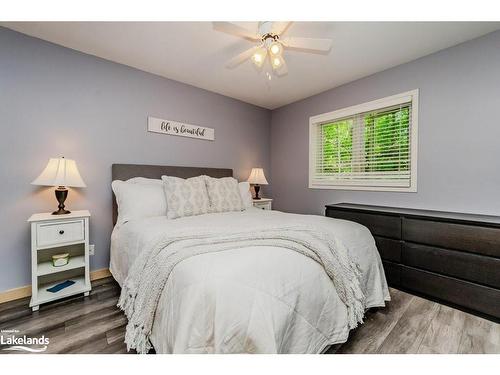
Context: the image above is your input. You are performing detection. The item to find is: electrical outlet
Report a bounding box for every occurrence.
[89,244,95,256]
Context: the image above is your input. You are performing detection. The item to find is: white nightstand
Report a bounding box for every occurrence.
[253,198,273,210]
[28,210,91,311]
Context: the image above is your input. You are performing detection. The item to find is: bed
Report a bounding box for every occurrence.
[109,164,390,354]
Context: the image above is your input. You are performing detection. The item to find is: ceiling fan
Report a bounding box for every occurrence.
[213,21,333,76]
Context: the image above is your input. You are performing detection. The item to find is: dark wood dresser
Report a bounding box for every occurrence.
[325,203,500,321]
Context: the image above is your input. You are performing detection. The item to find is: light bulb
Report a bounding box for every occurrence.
[251,47,267,68]
[272,57,281,68]
[269,41,282,56]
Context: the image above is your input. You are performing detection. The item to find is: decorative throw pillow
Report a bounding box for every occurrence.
[112,180,167,225]
[205,176,244,213]
[238,181,253,210]
[161,175,211,219]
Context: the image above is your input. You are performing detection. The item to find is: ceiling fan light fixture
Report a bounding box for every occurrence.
[251,47,267,68]
[215,21,333,78]
[271,56,284,70]
[269,41,283,56]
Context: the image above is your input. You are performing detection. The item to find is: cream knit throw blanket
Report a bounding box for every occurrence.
[118,226,365,354]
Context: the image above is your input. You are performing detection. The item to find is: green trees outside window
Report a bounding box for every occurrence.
[320,105,410,175]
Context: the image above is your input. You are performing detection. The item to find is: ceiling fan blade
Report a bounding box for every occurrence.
[281,37,333,52]
[213,22,260,41]
[271,21,292,35]
[226,46,260,68]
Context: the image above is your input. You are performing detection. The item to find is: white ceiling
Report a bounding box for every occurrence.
[2,22,499,109]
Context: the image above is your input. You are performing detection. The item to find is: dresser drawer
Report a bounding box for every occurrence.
[402,243,500,288]
[326,208,401,239]
[382,261,401,287]
[375,236,402,262]
[401,266,500,319]
[36,219,85,247]
[402,218,500,258]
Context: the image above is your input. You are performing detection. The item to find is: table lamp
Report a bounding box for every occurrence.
[31,157,86,215]
[247,168,268,200]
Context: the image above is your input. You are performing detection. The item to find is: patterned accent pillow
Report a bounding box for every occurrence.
[205,176,244,213]
[161,175,211,219]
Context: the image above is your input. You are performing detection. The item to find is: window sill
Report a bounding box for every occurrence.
[308,184,417,192]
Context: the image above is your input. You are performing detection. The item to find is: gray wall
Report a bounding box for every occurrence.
[2,27,500,293]
[270,30,500,217]
[0,27,271,292]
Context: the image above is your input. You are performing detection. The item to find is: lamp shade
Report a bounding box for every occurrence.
[31,157,86,188]
[247,168,268,185]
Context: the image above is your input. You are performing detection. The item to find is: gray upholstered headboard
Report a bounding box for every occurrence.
[111,164,233,225]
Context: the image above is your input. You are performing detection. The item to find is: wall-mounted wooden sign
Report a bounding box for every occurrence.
[148,116,215,141]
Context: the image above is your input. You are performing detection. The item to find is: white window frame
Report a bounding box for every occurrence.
[309,89,419,192]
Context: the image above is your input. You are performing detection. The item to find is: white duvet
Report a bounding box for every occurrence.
[110,208,389,354]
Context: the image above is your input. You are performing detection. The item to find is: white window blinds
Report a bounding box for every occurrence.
[309,90,418,191]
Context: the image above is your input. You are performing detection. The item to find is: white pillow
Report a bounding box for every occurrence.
[126,177,167,212]
[205,177,244,213]
[238,181,253,210]
[127,177,163,186]
[161,175,211,219]
[112,180,167,225]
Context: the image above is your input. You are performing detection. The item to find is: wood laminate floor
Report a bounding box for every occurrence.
[1,277,499,354]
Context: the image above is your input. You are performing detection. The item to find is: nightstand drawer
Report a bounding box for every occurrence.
[253,201,272,210]
[36,219,85,247]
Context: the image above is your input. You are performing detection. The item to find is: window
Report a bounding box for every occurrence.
[309,90,418,192]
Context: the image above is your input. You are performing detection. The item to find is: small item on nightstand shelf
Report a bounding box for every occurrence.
[247,167,268,200]
[31,157,86,215]
[52,253,70,267]
[46,280,75,293]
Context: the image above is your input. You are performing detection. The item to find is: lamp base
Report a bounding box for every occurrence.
[52,187,71,215]
[253,184,261,200]
[52,208,71,215]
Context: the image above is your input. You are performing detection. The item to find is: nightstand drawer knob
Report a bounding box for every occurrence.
[59,230,65,235]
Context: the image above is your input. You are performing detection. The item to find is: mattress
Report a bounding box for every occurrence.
[110,208,389,353]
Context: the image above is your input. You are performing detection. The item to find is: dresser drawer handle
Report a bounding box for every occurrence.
[59,230,65,235]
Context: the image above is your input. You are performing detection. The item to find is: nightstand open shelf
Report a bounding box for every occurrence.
[28,210,91,311]
[36,255,86,276]
[36,275,89,305]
